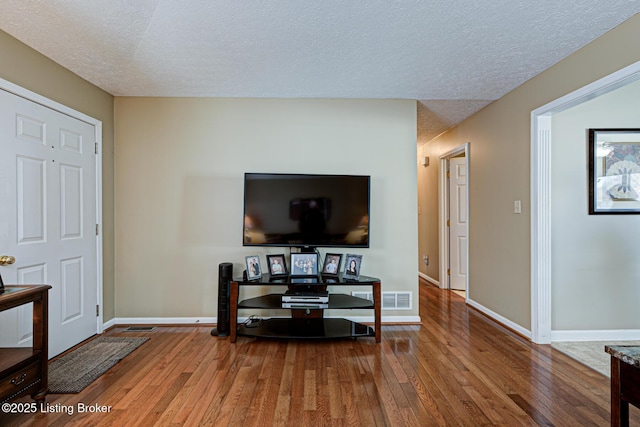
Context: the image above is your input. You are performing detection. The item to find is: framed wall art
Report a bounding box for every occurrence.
[589,128,640,214]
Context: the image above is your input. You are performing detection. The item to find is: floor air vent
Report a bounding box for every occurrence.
[124,326,156,332]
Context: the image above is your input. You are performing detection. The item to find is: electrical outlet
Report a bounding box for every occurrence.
[423,255,429,266]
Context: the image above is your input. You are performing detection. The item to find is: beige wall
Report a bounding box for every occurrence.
[114,97,418,319]
[416,142,440,281]
[417,14,640,331]
[0,30,116,320]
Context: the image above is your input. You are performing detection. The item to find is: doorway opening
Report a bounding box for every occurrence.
[530,61,640,344]
[439,143,470,298]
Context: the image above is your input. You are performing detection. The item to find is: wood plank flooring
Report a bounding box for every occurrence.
[2,281,638,426]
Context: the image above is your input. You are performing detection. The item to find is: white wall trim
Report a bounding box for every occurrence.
[438,142,470,291]
[551,329,640,342]
[530,114,552,344]
[107,316,422,326]
[467,298,532,339]
[530,60,640,344]
[112,317,217,325]
[102,318,117,330]
[346,316,422,324]
[418,272,439,286]
[0,76,105,334]
[531,61,640,344]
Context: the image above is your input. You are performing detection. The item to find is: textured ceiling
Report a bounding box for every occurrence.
[0,1,638,140]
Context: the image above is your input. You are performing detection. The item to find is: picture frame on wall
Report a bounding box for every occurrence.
[266,254,288,277]
[290,253,319,277]
[245,255,262,280]
[321,253,342,276]
[343,254,362,280]
[588,128,640,214]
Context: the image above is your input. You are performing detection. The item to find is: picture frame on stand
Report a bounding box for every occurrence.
[343,254,362,280]
[266,254,288,277]
[245,255,262,280]
[321,253,342,276]
[290,253,319,277]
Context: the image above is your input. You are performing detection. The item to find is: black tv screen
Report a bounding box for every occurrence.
[243,173,370,248]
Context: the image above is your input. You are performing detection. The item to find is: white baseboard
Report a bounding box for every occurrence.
[551,329,640,342]
[418,272,439,286]
[466,298,532,339]
[344,315,421,324]
[110,317,217,326]
[104,315,421,327]
[102,318,117,330]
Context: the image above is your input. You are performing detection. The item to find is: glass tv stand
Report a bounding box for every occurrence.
[229,274,381,343]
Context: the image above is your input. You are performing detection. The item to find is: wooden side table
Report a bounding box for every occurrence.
[605,345,640,427]
[0,285,51,404]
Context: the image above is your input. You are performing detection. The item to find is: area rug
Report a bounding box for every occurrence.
[48,336,149,393]
[551,340,640,377]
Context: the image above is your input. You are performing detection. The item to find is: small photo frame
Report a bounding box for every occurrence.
[245,255,262,280]
[321,253,342,276]
[290,253,319,277]
[266,254,288,276]
[343,254,362,280]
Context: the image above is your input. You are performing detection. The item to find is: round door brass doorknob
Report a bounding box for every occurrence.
[0,255,16,266]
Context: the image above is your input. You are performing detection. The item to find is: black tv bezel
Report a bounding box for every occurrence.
[242,172,371,249]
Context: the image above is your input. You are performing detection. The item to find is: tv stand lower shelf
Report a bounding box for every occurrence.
[237,317,375,340]
[229,275,381,343]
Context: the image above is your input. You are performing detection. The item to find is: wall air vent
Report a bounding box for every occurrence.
[351,291,412,310]
[382,292,412,310]
[352,291,373,301]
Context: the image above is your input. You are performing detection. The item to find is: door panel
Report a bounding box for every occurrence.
[0,88,97,358]
[61,256,84,323]
[449,157,468,291]
[17,156,46,243]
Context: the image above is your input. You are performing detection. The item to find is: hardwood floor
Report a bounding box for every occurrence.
[2,281,638,426]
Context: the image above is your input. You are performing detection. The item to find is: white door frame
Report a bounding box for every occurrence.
[438,142,470,293]
[0,77,104,334]
[530,61,640,344]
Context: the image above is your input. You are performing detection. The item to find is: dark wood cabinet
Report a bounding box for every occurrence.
[229,274,381,343]
[0,285,51,404]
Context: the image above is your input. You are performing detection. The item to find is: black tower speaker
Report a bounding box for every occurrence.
[211,262,233,337]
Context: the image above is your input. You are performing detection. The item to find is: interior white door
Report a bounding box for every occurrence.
[448,157,468,291]
[0,88,98,358]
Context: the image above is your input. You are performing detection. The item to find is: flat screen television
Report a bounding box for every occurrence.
[243,173,370,249]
